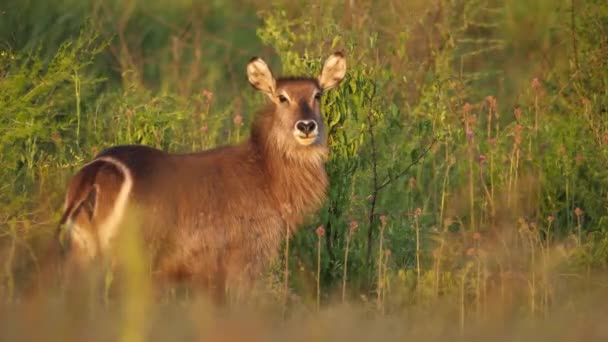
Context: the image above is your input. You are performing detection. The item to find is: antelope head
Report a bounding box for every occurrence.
[246,53,347,153]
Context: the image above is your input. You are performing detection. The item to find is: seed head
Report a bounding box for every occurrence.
[547,215,555,223]
[233,114,243,126]
[51,133,62,144]
[443,217,454,227]
[379,215,388,227]
[467,115,478,126]
[463,102,473,114]
[574,208,583,217]
[486,95,497,111]
[513,107,522,122]
[349,220,359,233]
[202,89,214,103]
[432,248,441,258]
[531,78,542,92]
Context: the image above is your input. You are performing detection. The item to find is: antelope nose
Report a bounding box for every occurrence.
[295,120,317,135]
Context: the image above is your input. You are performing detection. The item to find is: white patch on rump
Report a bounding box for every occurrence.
[67,219,97,261]
[95,156,133,252]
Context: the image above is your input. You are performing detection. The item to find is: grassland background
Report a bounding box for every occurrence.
[1,0,608,340]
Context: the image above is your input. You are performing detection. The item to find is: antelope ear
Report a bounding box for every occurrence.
[318,52,347,90]
[247,57,276,95]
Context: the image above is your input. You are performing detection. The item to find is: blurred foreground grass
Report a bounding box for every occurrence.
[2,273,607,341]
[1,0,608,340]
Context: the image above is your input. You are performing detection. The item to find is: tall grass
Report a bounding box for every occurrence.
[1,0,608,340]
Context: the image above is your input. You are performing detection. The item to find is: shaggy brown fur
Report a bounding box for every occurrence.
[50,53,347,300]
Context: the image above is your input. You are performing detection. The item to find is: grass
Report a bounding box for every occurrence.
[3,271,608,341]
[1,0,608,340]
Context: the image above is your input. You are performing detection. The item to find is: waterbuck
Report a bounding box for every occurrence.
[55,52,347,298]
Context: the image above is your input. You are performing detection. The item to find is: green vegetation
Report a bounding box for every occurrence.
[1,0,608,340]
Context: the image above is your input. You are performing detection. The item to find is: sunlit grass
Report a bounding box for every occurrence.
[1,0,608,340]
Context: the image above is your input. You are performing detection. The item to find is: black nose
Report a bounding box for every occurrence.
[296,120,317,135]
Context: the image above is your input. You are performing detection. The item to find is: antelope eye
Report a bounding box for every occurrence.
[314,92,322,100]
[278,95,289,103]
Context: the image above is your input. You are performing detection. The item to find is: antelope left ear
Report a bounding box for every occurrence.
[318,52,347,90]
[247,57,276,96]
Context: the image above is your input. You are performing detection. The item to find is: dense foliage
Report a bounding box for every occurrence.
[1,0,607,340]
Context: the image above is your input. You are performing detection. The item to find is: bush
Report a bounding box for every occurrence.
[1,1,608,339]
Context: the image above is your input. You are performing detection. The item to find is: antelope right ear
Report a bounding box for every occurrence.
[247,57,276,96]
[319,52,347,90]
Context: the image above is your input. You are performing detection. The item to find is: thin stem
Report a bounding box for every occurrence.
[576,215,582,246]
[366,109,379,266]
[460,264,471,335]
[377,140,436,191]
[381,251,390,314]
[434,222,449,298]
[316,234,322,311]
[571,0,578,70]
[73,71,81,146]
[376,222,386,310]
[476,254,481,320]
[414,213,421,290]
[543,219,553,315]
[479,163,493,221]
[342,232,352,303]
[490,146,494,217]
[528,233,537,316]
[283,224,290,312]
[467,120,475,231]
[439,141,450,226]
